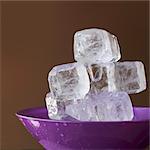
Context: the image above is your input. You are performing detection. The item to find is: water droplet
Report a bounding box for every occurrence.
[30,120,40,128]
[56,127,60,131]
[35,132,38,136]
[60,133,64,137]
[55,123,59,126]
[63,123,67,126]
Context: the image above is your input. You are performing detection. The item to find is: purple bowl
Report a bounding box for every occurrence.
[16,107,150,149]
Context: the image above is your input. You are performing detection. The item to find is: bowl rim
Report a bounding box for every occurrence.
[16,106,150,123]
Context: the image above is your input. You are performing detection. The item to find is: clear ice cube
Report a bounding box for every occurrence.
[65,92,134,121]
[114,61,146,94]
[45,93,67,120]
[48,62,90,101]
[45,93,87,121]
[45,93,58,119]
[74,28,121,64]
[65,99,95,121]
[88,63,116,94]
[89,61,146,94]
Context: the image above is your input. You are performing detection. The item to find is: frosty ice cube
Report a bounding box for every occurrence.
[45,93,65,120]
[45,93,58,119]
[89,61,146,94]
[65,92,134,121]
[74,28,121,64]
[48,62,90,101]
[114,61,146,94]
[91,92,134,121]
[87,63,116,94]
[65,99,95,121]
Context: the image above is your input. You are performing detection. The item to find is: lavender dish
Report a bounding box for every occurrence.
[16,106,150,150]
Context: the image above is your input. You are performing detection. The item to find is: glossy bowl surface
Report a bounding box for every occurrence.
[16,107,150,149]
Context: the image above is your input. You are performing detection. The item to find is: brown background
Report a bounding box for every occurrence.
[1,1,149,150]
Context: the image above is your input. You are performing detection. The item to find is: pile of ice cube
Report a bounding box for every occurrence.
[45,28,146,121]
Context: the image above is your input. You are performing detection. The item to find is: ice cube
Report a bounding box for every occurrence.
[65,92,134,121]
[74,28,121,64]
[45,93,58,119]
[45,93,81,121]
[45,93,65,120]
[65,99,95,121]
[114,61,146,94]
[89,61,146,94]
[91,92,134,121]
[48,62,90,102]
[87,63,116,94]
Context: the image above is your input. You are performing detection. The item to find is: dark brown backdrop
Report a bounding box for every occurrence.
[1,1,149,149]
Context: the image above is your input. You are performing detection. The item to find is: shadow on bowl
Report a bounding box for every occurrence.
[16,107,150,150]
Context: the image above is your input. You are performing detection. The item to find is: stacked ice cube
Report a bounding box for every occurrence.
[45,28,146,121]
